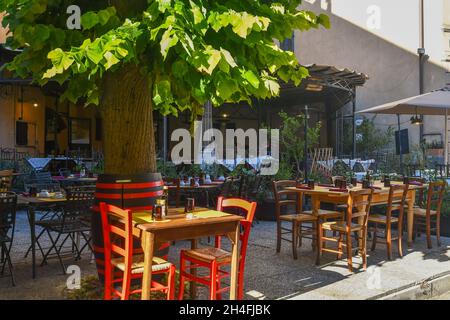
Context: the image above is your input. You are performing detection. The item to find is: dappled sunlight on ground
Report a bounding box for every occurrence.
[1,212,450,300]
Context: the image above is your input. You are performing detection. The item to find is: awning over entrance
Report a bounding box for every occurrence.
[277,64,368,109]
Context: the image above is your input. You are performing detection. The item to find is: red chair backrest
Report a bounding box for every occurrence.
[99,202,134,290]
[216,196,257,258]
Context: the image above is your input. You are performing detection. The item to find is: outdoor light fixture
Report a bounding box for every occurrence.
[32,99,39,108]
[305,83,323,92]
[222,114,228,118]
[411,107,423,125]
[411,115,423,125]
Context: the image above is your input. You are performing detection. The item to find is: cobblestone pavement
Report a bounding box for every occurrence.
[1,211,450,300]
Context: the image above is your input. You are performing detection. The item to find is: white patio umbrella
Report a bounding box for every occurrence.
[357,86,450,166]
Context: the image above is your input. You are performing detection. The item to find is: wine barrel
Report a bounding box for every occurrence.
[92,173,169,280]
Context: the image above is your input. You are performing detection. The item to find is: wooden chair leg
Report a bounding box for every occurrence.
[209,262,217,300]
[436,214,441,247]
[371,224,378,252]
[276,221,281,253]
[397,222,403,258]
[298,222,303,248]
[167,265,176,300]
[292,221,298,260]
[311,221,317,251]
[386,226,392,260]
[362,230,367,270]
[178,257,186,300]
[346,232,353,272]
[426,216,432,249]
[412,216,417,241]
[216,273,222,300]
[337,233,343,260]
[316,222,323,265]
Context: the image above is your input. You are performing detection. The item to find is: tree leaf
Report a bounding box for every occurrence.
[81,12,100,30]
[104,51,119,70]
[217,79,237,100]
[160,28,179,59]
[220,48,237,68]
[153,80,173,106]
[242,70,260,88]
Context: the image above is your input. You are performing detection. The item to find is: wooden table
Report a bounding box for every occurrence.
[17,195,67,278]
[132,209,243,300]
[287,182,427,247]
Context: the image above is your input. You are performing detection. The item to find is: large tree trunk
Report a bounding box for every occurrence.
[100,65,157,175]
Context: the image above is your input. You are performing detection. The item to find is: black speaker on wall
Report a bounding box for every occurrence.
[395,129,410,155]
[16,121,28,146]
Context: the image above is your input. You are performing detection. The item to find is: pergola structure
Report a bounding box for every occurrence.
[265,64,368,158]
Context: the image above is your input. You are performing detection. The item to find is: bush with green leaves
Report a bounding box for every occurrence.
[156,159,178,179]
[342,116,394,156]
[202,162,229,179]
[278,111,321,179]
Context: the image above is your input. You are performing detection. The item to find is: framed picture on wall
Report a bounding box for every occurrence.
[69,118,91,157]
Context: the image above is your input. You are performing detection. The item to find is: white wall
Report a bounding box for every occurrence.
[298,0,449,149]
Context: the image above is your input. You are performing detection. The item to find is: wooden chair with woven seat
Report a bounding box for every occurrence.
[272,180,317,260]
[316,188,374,272]
[400,178,426,239]
[412,181,446,249]
[369,184,408,260]
[178,197,257,300]
[99,203,176,300]
[272,180,342,260]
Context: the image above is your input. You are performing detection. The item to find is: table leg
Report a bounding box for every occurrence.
[141,231,155,300]
[28,206,36,279]
[229,223,240,300]
[189,239,198,299]
[311,195,320,216]
[407,190,416,247]
[311,195,322,250]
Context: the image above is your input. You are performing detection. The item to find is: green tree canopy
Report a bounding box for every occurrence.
[1,0,329,174]
[2,0,329,116]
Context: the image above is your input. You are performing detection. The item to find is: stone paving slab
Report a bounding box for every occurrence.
[1,212,450,300]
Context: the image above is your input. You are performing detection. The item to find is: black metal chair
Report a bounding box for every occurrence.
[24,182,61,194]
[0,192,17,286]
[23,183,65,260]
[40,190,95,273]
[30,171,53,184]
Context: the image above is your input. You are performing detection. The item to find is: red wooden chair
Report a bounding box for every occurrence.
[178,197,257,300]
[99,202,176,300]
